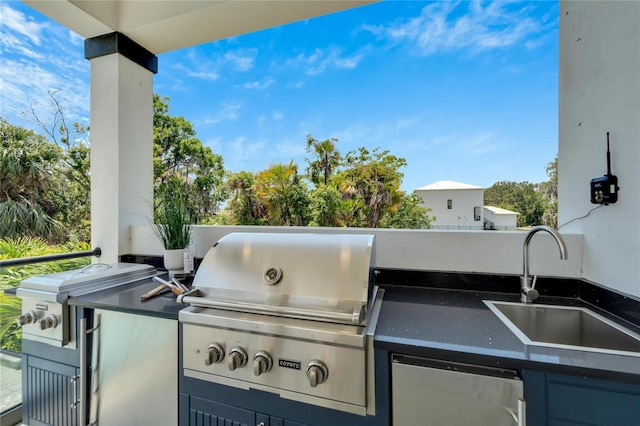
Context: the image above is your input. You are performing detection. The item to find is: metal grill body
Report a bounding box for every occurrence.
[179,232,378,415]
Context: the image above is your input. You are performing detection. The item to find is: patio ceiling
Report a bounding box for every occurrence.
[23,0,376,54]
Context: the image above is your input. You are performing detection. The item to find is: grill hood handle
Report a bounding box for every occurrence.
[179,294,365,326]
[176,288,201,304]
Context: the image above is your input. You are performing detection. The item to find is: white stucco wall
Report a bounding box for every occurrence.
[417,189,484,230]
[484,211,517,230]
[558,0,640,297]
[131,225,583,281]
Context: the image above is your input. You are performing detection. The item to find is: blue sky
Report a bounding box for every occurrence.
[1,0,559,192]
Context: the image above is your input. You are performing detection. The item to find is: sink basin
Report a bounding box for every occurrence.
[484,301,640,356]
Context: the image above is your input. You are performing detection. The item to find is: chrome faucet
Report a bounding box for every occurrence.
[521,226,567,303]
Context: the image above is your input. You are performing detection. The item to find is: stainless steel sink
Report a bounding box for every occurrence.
[484,300,640,356]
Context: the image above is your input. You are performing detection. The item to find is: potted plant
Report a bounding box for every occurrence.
[152,191,192,271]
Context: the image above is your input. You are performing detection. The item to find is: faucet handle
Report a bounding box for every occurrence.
[531,275,538,289]
[521,286,539,303]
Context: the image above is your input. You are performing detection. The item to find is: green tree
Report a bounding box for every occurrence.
[308,184,343,227]
[27,91,91,192]
[153,94,225,223]
[379,192,433,229]
[336,147,406,228]
[0,118,65,241]
[305,135,340,186]
[26,91,92,241]
[220,171,266,225]
[540,156,558,228]
[254,161,309,226]
[485,181,545,227]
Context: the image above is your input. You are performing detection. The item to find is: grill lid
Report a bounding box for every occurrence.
[185,232,374,325]
[17,263,156,299]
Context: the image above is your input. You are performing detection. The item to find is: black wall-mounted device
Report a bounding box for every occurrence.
[590,132,619,205]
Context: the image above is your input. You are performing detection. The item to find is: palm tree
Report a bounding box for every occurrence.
[255,161,309,226]
[0,119,65,241]
[335,148,405,228]
[223,171,265,225]
[305,135,340,186]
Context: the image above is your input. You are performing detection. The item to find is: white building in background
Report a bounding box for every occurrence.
[483,206,519,230]
[416,181,485,230]
[415,180,520,230]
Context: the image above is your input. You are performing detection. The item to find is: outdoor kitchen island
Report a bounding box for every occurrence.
[66,273,183,426]
[372,274,640,426]
[59,262,640,426]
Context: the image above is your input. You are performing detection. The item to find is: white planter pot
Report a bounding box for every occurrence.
[163,249,184,271]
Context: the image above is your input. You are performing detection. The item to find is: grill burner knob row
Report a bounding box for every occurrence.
[306,360,329,388]
[205,343,225,366]
[40,314,59,330]
[253,351,273,376]
[228,347,248,371]
[17,310,39,326]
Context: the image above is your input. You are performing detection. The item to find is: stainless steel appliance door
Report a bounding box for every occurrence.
[91,309,178,425]
[392,356,524,426]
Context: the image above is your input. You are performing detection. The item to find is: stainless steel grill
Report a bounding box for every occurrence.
[16,263,156,347]
[178,232,380,415]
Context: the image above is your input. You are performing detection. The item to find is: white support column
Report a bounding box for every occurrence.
[89,51,154,263]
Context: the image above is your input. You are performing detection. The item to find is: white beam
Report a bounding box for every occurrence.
[23,1,376,54]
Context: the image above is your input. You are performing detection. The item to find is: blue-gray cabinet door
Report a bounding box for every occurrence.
[23,355,79,426]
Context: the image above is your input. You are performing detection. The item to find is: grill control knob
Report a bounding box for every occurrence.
[17,310,38,326]
[306,360,328,388]
[253,351,273,376]
[40,314,59,330]
[205,343,225,366]
[227,347,248,371]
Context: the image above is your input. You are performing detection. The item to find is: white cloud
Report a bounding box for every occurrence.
[166,46,257,83]
[334,122,375,145]
[185,69,220,81]
[223,136,267,169]
[275,138,305,158]
[242,78,275,91]
[1,56,89,126]
[428,131,497,156]
[365,1,553,56]
[466,132,497,156]
[0,32,45,59]
[287,80,305,89]
[0,4,89,129]
[224,48,258,71]
[205,136,222,153]
[286,46,365,75]
[203,102,242,124]
[68,31,83,46]
[173,60,220,81]
[0,4,47,45]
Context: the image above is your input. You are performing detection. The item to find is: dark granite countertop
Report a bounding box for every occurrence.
[64,269,640,383]
[68,275,186,320]
[374,286,640,383]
